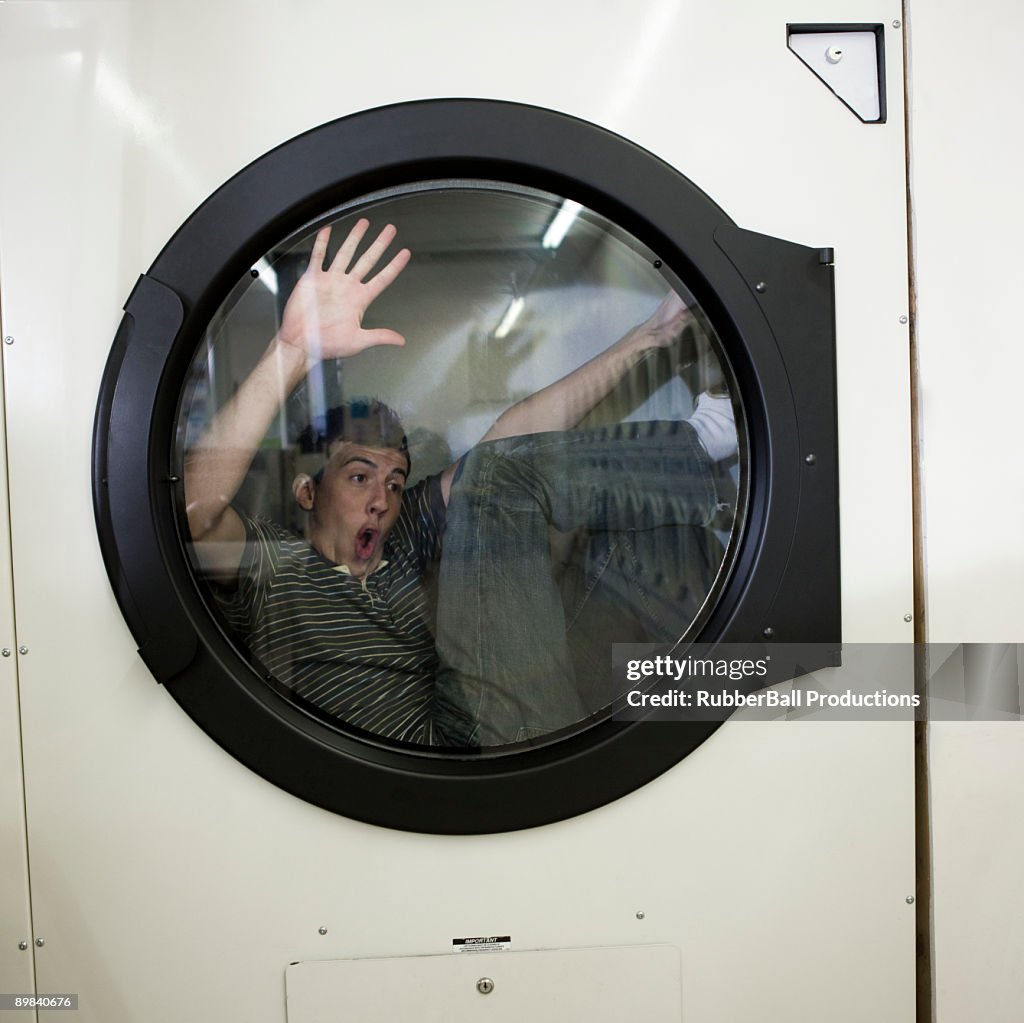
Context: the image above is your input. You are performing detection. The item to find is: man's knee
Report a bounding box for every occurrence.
[451,438,546,508]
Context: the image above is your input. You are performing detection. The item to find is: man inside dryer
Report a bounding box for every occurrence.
[184,219,736,747]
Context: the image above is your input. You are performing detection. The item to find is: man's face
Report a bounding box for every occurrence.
[300,442,408,578]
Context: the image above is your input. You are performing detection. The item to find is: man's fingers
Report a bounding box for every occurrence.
[356,328,407,351]
[331,217,370,273]
[665,307,693,332]
[653,291,689,325]
[308,227,331,271]
[349,222,399,281]
[363,247,411,301]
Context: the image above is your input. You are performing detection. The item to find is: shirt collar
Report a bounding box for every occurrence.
[333,559,389,578]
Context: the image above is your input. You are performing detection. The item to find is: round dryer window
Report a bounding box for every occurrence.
[93,100,840,833]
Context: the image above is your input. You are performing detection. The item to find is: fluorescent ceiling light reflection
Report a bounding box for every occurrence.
[542,200,582,250]
[602,0,679,124]
[95,58,165,146]
[493,297,525,339]
[94,58,203,196]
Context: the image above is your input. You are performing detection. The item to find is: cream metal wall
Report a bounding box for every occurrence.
[906,2,1024,1020]
[0,1,929,1020]
[0,344,34,999]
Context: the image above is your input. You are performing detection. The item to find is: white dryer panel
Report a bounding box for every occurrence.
[0,346,34,998]
[286,946,682,1023]
[0,1,914,1021]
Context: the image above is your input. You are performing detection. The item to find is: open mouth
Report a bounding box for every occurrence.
[356,527,379,561]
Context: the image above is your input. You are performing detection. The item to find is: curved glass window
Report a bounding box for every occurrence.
[176,181,744,754]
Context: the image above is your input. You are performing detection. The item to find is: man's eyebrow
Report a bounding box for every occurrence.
[340,455,377,470]
[340,455,407,478]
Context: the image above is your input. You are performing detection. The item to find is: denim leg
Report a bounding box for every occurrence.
[562,524,725,715]
[434,421,719,746]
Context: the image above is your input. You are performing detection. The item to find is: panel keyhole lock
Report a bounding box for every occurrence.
[825,46,844,63]
[477,977,495,995]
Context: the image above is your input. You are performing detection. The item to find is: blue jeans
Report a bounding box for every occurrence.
[431,421,723,747]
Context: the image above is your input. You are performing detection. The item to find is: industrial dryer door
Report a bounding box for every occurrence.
[93,99,839,834]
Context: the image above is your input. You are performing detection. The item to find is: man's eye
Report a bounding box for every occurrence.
[387,481,404,493]
[350,474,366,483]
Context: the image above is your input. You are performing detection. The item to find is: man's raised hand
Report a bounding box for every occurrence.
[638,290,693,349]
[276,219,411,367]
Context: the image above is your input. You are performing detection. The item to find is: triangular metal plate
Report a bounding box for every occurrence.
[787,23,886,124]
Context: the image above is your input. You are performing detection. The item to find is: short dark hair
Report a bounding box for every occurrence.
[305,400,410,479]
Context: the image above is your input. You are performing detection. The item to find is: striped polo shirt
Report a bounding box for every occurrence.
[214,475,457,744]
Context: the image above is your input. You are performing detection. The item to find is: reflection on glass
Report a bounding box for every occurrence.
[178,182,743,753]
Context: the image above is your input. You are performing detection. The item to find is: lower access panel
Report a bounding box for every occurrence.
[285,945,682,1022]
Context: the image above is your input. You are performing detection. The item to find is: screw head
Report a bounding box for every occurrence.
[477,977,495,995]
[904,614,913,623]
[318,926,328,935]
[18,941,28,950]
[754,281,767,293]
[636,910,646,920]
[825,45,844,64]
[893,19,902,29]
[18,646,28,655]
[899,315,909,324]
[906,895,915,904]
[762,627,775,639]
[1,648,9,657]
[35,937,45,947]
[3,336,13,345]
[805,453,817,465]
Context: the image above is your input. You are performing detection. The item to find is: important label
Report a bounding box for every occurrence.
[452,936,511,953]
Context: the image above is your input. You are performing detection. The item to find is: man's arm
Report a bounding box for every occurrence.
[480,292,691,443]
[438,293,694,501]
[184,219,410,576]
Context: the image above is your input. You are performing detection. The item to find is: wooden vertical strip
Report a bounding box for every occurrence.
[901,4,934,1021]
